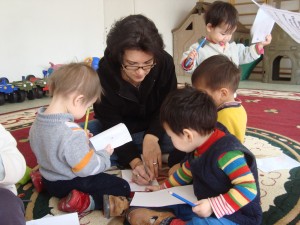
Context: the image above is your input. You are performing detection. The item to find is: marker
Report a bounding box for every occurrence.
[185,37,207,67]
[168,191,196,207]
[84,108,90,131]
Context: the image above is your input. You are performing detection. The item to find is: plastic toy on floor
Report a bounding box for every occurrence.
[18,166,32,185]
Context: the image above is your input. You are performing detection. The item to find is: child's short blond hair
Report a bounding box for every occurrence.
[48,62,102,104]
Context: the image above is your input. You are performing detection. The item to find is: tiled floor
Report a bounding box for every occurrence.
[0,96,51,114]
[0,78,299,114]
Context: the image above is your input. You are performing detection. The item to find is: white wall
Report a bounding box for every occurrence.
[0,0,198,82]
[0,0,105,81]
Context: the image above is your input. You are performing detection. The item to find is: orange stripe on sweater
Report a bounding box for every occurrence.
[72,150,94,173]
[71,127,82,131]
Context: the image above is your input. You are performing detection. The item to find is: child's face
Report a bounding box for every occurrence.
[163,123,204,153]
[206,23,236,46]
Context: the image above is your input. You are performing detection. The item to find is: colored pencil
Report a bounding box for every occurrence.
[84,108,90,131]
[168,191,196,207]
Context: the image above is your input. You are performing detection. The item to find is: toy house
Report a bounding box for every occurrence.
[172,1,250,77]
[263,24,300,84]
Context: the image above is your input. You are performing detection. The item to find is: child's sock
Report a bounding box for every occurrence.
[86,195,95,211]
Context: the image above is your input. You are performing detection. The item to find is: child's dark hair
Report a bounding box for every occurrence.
[48,62,102,104]
[205,1,238,32]
[105,14,165,66]
[191,55,241,92]
[160,85,217,136]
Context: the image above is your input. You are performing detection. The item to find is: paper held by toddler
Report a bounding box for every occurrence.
[89,123,132,151]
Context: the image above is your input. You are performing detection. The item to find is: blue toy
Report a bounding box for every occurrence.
[0,77,19,105]
[84,57,100,71]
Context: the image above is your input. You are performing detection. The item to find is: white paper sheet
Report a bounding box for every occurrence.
[121,169,159,192]
[251,8,275,43]
[130,185,197,207]
[26,213,80,225]
[89,123,132,151]
[251,0,300,43]
[256,153,300,172]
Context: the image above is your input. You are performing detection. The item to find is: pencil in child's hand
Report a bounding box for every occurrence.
[168,191,196,207]
[84,108,90,131]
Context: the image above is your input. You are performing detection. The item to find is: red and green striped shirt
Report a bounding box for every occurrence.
[162,129,258,218]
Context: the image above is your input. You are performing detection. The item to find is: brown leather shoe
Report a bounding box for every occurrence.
[126,207,175,225]
[103,195,130,218]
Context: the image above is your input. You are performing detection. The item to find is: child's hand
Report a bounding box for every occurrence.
[192,199,213,217]
[183,50,198,68]
[256,34,272,54]
[187,50,198,61]
[145,185,160,192]
[86,129,93,138]
[257,34,272,49]
[261,34,272,46]
[104,144,114,155]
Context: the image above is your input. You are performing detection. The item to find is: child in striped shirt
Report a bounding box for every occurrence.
[126,86,262,225]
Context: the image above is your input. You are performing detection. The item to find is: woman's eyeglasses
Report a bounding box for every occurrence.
[122,63,156,71]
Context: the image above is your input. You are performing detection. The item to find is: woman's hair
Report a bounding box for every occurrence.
[160,85,217,136]
[204,1,238,32]
[48,62,102,104]
[191,55,241,92]
[105,14,165,66]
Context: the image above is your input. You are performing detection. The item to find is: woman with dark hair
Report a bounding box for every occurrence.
[90,14,179,185]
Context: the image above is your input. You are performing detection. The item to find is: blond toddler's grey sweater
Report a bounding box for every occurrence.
[29,107,111,181]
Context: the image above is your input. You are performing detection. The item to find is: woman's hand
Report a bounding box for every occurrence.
[192,199,213,218]
[142,134,162,178]
[132,164,154,185]
[130,158,154,185]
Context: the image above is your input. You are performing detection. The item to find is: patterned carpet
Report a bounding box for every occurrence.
[1,89,300,225]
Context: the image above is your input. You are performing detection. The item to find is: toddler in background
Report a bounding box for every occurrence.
[29,62,130,214]
[181,1,272,73]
